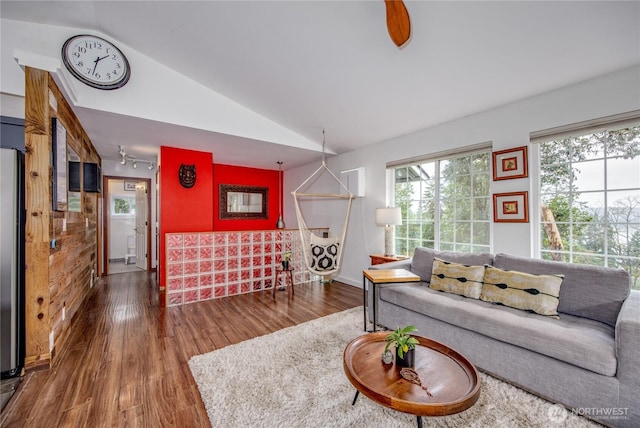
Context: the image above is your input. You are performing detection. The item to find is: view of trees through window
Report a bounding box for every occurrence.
[393,151,492,257]
[112,196,136,215]
[539,124,640,290]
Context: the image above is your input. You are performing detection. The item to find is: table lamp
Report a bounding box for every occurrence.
[375,207,402,257]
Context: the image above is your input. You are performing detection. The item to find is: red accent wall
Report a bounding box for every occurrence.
[159,146,214,293]
[213,164,280,231]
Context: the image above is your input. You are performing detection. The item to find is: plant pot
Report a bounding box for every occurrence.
[282,260,289,270]
[396,348,415,368]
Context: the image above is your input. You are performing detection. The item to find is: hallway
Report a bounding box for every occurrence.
[0,272,361,427]
[108,260,143,275]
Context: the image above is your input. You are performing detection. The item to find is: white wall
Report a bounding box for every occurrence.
[0,93,24,118]
[0,18,320,151]
[109,216,135,260]
[102,159,158,269]
[284,66,640,287]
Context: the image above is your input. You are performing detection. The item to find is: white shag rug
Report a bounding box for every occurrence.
[189,307,599,427]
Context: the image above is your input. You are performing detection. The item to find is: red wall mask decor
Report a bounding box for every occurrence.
[179,164,196,188]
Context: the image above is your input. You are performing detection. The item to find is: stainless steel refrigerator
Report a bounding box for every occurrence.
[0,148,25,378]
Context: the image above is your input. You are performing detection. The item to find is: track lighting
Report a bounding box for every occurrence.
[119,145,128,165]
[116,145,155,170]
[135,159,154,170]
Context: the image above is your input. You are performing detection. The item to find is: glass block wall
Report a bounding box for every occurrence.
[165,229,327,306]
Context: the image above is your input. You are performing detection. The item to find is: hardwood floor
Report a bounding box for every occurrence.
[1,271,362,427]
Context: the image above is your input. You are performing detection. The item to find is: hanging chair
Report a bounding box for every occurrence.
[292,160,355,277]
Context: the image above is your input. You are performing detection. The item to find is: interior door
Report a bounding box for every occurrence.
[135,182,147,270]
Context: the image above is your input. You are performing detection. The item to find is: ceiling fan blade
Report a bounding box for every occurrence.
[384,0,411,47]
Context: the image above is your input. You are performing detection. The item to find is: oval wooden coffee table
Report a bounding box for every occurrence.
[343,332,480,427]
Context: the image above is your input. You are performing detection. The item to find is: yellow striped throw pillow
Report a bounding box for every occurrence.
[481,265,564,318]
[429,258,486,299]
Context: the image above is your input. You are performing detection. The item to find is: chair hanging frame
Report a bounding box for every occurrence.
[291,132,355,276]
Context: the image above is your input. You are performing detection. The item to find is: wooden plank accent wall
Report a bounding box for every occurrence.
[23,67,102,370]
[24,68,53,368]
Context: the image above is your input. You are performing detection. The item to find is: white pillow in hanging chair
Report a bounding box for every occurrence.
[309,234,341,273]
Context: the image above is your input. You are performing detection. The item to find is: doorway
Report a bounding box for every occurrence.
[103,176,152,275]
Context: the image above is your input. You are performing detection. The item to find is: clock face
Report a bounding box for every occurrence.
[62,34,131,90]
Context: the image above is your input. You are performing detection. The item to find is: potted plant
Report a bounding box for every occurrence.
[282,251,292,270]
[384,325,419,368]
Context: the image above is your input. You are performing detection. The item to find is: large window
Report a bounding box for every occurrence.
[538,123,640,290]
[393,149,491,256]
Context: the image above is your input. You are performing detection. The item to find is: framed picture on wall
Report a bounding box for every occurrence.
[51,117,67,211]
[492,146,528,180]
[493,191,529,223]
[124,181,137,191]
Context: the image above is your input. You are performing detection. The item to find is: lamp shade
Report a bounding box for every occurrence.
[375,207,402,226]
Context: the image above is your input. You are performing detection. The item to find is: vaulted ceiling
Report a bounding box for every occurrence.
[2,1,639,169]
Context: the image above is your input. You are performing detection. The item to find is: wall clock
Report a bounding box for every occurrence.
[62,34,131,90]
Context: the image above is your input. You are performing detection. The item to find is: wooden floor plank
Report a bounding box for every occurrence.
[1,271,361,427]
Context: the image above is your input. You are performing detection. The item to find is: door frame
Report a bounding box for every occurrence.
[102,175,152,276]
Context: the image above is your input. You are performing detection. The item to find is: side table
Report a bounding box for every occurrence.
[369,254,409,266]
[273,267,295,298]
[362,269,421,332]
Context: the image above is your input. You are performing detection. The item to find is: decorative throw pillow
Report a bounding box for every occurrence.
[309,234,340,272]
[481,265,564,318]
[429,258,486,299]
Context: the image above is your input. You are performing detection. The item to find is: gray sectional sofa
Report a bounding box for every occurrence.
[369,248,639,427]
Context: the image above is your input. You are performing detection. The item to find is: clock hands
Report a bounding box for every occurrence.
[91,55,110,76]
[64,35,130,89]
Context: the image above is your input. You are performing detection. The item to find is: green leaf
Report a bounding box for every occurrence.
[400,325,418,334]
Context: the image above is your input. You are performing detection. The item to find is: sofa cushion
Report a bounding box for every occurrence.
[379,283,617,376]
[411,247,494,283]
[480,265,563,318]
[493,253,630,327]
[429,258,485,299]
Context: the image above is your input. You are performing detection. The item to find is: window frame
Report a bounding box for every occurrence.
[111,195,136,216]
[531,112,640,289]
[389,144,493,256]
